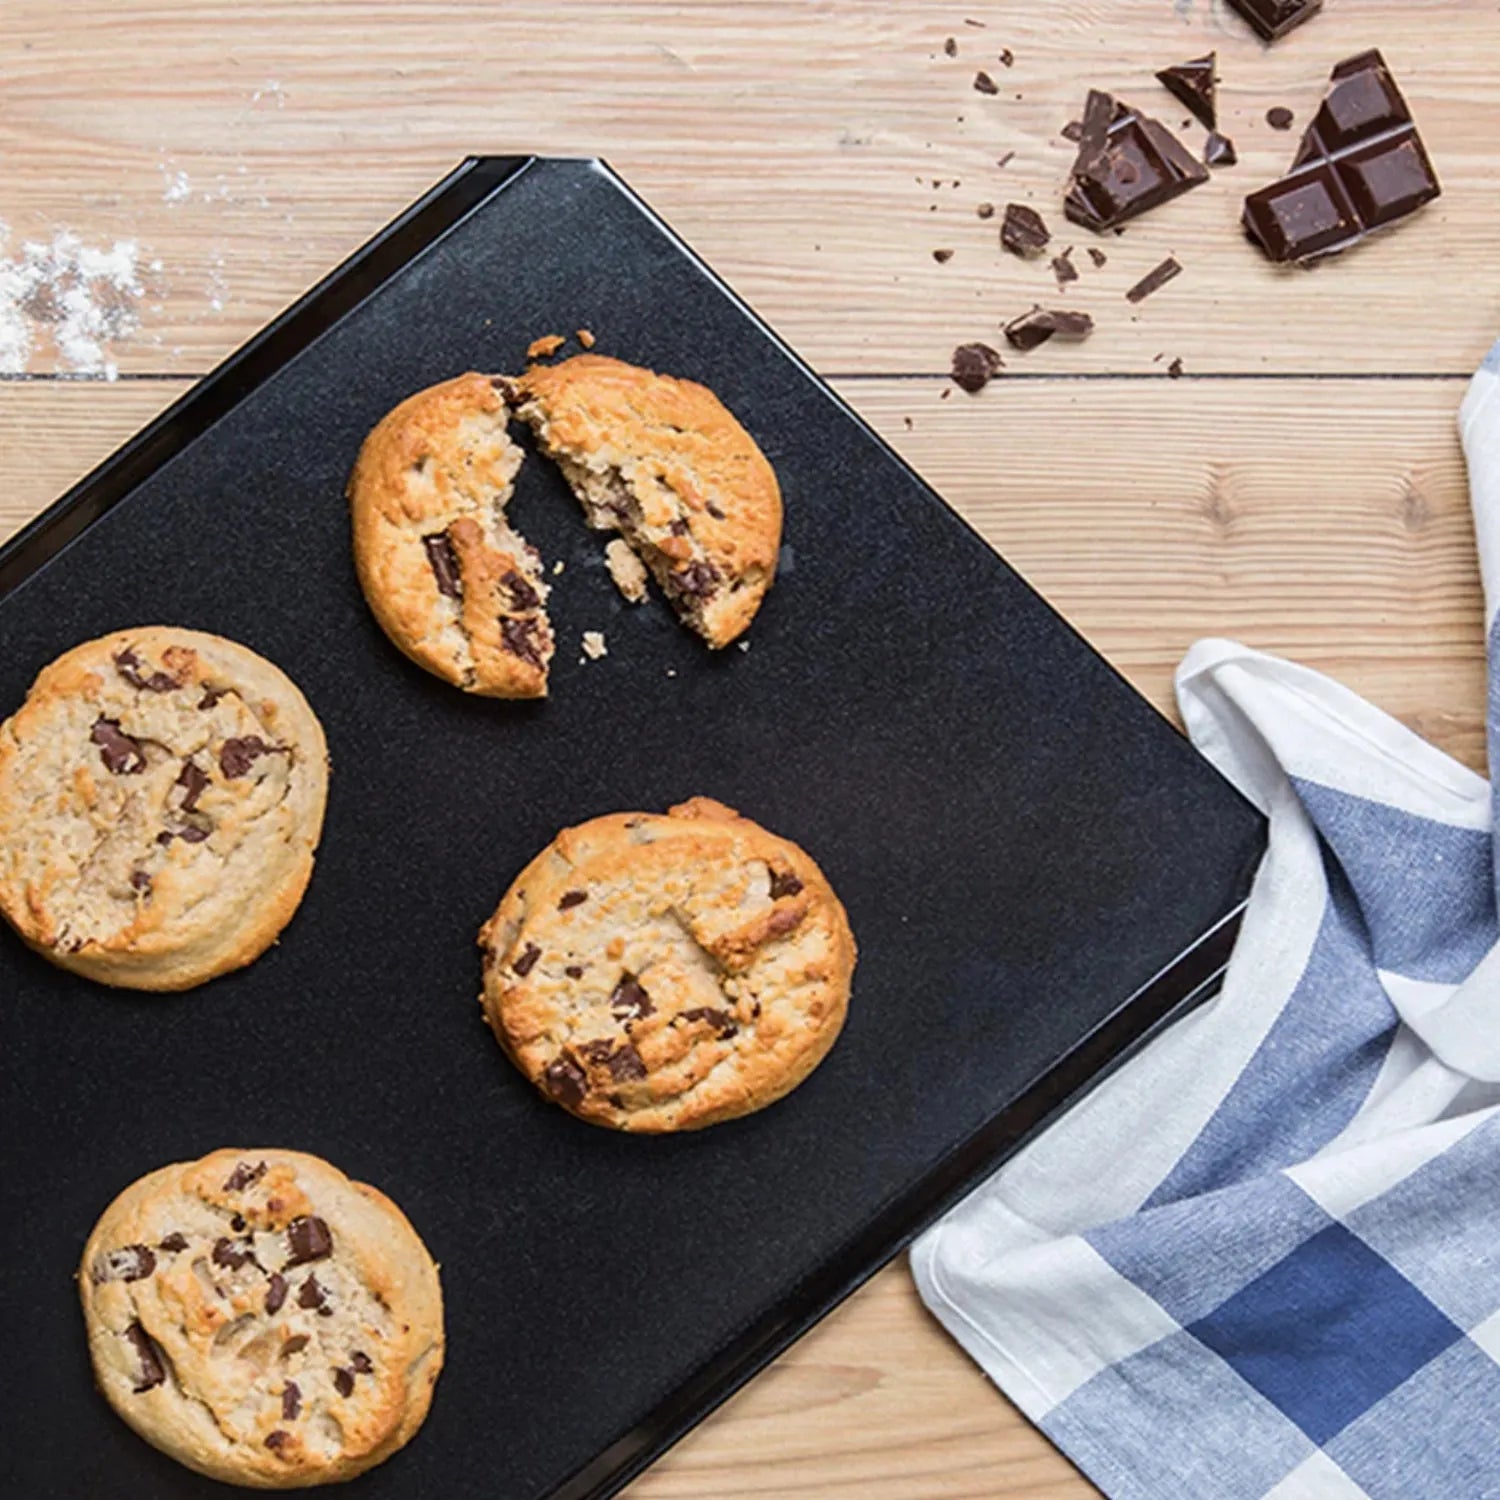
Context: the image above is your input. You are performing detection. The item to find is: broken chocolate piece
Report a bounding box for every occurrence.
[114,649,180,694]
[1204,132,1238,168]
[680,1007,739,1039]
[1266,106,1295,131]
[1243,50,1441,264]
[282,1381,301,1420]
[950,342,1004,394]
[1051,249,1079,287]
[1088,247,1109,268]
[1004,307,1096,350]
[1000,202,1050,257]
[296,1274,327,1311]
[512,943,541,976]
[219,737,272,778]
[1227,0,1322,42]
[943,36,957,56]
[222,1160,266,1193]
[1060,120,1084,144]
[423,531,463,600]
[158,1233,188,1253]
[974,70,998,94]
[606,1043,647,1082]
[1125,256,1183,303]
[212,1236,256,1271]
[1065,92,1208,231]
[265,1273,288,1314]
[499,569,540,611]
[95,1244,156,1283]
[998,47,1014,67]
[332,1367,355,1398]
[610,973,654,1020]
[350,1351,374,1374]
[126,1321,166,1392]
[500,615,545,668]
[932,248,954,263]
[91,718,146,776]
[769,870,804,900]
[543,1054,588,1107]
[1156,53,1217,130]
[1167,357,1185,378]
[558,890,587,910]
[285,1216,332,1267]
[673,560,720,599]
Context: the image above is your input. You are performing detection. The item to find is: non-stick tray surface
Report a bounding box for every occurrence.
[0,157,1264,1498]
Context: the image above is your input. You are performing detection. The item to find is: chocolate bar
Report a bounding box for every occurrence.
[1065,90,1208,232]
[1227,0,1322,42]
[1155,54,1216,130]
[1242,50,1441,264]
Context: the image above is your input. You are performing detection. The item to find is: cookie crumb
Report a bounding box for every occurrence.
[604,538,649,603]
[581,631,608,661]
[737,639,751,653]
[552,559,566,575]
[526,333,566,360]
[576,328,596,348]
[666,667,678,678]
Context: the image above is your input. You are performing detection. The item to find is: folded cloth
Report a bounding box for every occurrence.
[911,340,1500,1500]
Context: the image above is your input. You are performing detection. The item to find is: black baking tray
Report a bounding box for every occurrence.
[0,157,1264,1498]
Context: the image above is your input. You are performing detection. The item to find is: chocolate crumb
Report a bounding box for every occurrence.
[565,965,584,979]
[997,151,1015,169]
[950,342,1004,394]
[332,1367,355,1398]
[998,47,1014,66]
[558,889,587,910]
[1051,249,1079,287]
[512,943,541,976]
[265,1273,288,1314]
[1088,247,1108,268]
[1266,106,1295,130]
[296,1274,327,1312]
[282,1381,301,1420]
[943,36,957,56]
[932,248,954,263]
[976,202,995,219]
[1125,256,1183,303]
[974,70,998,94]
[1167,357,1185,379]
[350,1351,374,1374]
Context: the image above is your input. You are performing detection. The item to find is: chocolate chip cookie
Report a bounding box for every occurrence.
[0,627,328,991]
[479,797,855,1131]
[348,372,554,697]
[80,1148,443,1489]
[509,355,782,649]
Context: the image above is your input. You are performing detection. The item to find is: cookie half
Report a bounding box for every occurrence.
[479,797,855,1131]
[80,1148,444,1489]
[348,372,554,697]
[0,627,328,991]
[510,355,782,648]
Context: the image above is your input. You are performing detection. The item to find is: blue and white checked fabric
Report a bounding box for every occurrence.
[911,341,1500,1500]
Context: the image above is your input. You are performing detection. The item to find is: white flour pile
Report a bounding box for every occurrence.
[0,226,144,379]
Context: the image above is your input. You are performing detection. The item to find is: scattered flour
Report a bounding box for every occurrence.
[251,80,287,109]
[161,166,192,205]
[0,228,142,377]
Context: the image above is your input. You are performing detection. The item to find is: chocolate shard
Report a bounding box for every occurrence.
[1125,256,1184,304]
[285,1216,333,1267]
[1243,50,1441,264]
[350,1350,374,1374]
[91,718,146,776]
[265,1273,288,1315]
[296,1273,327,1311]
[1227,0,1322,42]
[1004,307,1095,351]
[543,1054,588,1107]
[222,1159,266,1193]
[126,1321,166,1392]
[114,649,180,694]
[610,973,654,1020]
[973,70,998,95]
[950,342,1004,394]
[1155,53,1217,130]
[1065,92,1208,231]
[332,1367,355,1398]
[282,1380,301,1420]
[499,569,540,612]
[1051,249,1078,288]
[999,202,1050,258]
[769,870,804,900]
[423,531,463,599]
[512,942,541,976]
[1204,131,1238,169]
[680,1007,739,1039]
[500,615,545,668]
[558,889,588,911]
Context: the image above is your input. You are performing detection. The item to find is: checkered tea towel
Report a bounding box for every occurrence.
[911,340,1500,1500]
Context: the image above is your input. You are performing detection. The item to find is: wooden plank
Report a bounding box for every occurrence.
[0,0,1495,379]
[0,376,1482,768]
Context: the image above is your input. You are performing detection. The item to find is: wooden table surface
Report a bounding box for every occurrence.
[4,2,1497,1494]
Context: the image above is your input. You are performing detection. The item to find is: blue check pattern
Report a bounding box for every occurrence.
[912,341,1500,1499]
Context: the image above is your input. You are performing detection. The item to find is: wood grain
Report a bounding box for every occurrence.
[2,377,1481,770]
[0,0,1497,380]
